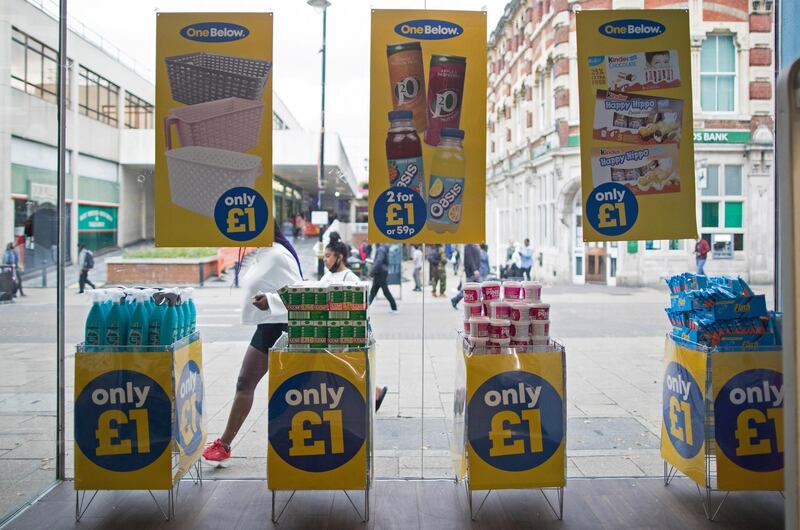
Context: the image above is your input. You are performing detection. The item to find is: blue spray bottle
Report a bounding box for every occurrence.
[85,289,107,351]
[127,290,150,347]
[104,290,129,349]
[183,287,197,335]
[148,293,167,346]
[179,289,192,338]
[160,291,180,346]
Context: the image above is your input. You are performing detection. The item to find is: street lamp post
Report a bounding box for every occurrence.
[308,0,330,213]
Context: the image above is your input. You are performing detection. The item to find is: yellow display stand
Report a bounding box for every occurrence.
[267,342,375,523]
[453,338,566,521]
[661,335,784,520]
[73,334,205,521]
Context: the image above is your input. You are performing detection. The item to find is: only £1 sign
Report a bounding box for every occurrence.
[466,351,565,490]
[576,10,697,242]
[267,351,369,490]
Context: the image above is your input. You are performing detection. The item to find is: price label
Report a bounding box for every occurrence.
[715,369,784,471]
[586,182,639,237]
[75,370,171,472]
[269,371,366,472]
[174,360,204,454]
[467,371,563,472]
[373,187,426,240]
[662,361,704,458]
[214,187,269,242]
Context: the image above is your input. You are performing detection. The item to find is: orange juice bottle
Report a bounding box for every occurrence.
[427,129,465,233]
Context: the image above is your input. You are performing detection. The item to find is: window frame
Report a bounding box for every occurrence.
[10,27,61,104]
[699,163,745,253]
[699,34,737,114]
[78,65,120,127]
[124,91,153,129]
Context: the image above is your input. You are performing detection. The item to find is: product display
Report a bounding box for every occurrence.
[665,273,780,350]
[593,90,684,145]
[83,286,197,351]
[279,281,370,348]
[387,43,427,133]
[591,145,680,195]
[462,279,552,354]
[589,50,681,93]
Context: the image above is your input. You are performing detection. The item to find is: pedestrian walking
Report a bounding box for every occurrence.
[412,245,423,291]
[77,244,96,293]
[479,244,490,281]
[451,244,481,308]
[694,237,710,276]
[2,243,24,297]
[430,245,447,297]
[368,244,398,313]
[426,245,440,285]
[451,247,461,275]
[202,222,303,464]
[519,238,534,280]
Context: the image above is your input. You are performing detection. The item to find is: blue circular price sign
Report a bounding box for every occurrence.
[373,187,426,240]
[268,371,366,472]
[174,360,204,454]
[75,370,171,472]
[715,369,783,472]
[467,371,563,472]
[662,361,704,459]
[585,182,638,237]
[214,187,268,241]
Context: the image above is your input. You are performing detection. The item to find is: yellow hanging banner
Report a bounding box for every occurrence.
[465,351,565,491]
[368,10,487,244]
[267,350,371,490]
[155,13,274,246]
[711,349,784,491]
[660,337,707,486]
[576,10,697,242]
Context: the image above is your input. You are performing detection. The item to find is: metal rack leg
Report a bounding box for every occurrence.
[540,487,564,520]
[663,461,678,486]
[271,489,296,524]
[75,490,98,522]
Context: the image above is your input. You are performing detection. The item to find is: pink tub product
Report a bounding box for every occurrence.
[490,300,511,320]
[488,319,511,340]
[531,320,550,337]
[488,338,511,350]
[481,281,502,301]
[463,320,472,334]
[469,316,491,338]
[482,302,492,317]
[463,302,482,319]
[510,338,531,349]
[468,336,489,351]
[528,302,550,321]
[463,282,482,303]
[502,281,522,300]
[510,321,531,338]
[508,302,529,322]
[522,281,542,301]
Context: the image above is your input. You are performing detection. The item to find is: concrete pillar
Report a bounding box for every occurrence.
[0,21,14,253]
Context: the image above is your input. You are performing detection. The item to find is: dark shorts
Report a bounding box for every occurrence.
[249,323,288,354]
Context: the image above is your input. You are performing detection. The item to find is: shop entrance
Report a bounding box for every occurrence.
[585,243,607,283]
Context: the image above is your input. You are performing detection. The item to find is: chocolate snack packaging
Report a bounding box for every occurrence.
[588,50,681,92]
[592,145,680,195]
[593,90,683,145]
[387,42,427,133]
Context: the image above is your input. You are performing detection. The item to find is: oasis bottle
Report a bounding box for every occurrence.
[427,128,466,233]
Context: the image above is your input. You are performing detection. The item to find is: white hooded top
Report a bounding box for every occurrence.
[240,245,302,325]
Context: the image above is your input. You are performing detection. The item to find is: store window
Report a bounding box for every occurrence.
[700,164,744,249]
[78,65,119,126]
[124,91,154,129]
[700,34,736,113]
[669,240,682,250]
[10,27,60,104]
[645,240,661,250]
[273,112,288,130]
[538,69,546,131]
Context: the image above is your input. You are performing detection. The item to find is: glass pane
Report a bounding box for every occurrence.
[700,36,717,72]
[734,233,744,250]
[576,256,583,275]
[43,55,58,97]
[11,40,26,81]
[725,201,743,228]
[702,165,719,196]
[700,77,717,112]
[724,165,742,195]
[669,240,681,250]
[718,76,735,112]
[718,35,736,72]
[26,47,42,88]
[702,202,720,227]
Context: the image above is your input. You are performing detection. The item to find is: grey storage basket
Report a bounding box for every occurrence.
[165,52,272,105]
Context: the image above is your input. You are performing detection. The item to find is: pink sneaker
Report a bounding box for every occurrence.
[202,438,231,462]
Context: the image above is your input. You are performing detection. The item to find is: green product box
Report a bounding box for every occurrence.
[289,310,329,321]
[329,285,348,311]
[288,320,328,345]
[342,320,368,346]
[299,287,328,311]
[348,284,368,311]
[328,320,343,344]
[329,310,368,321]
[278,285,304,311]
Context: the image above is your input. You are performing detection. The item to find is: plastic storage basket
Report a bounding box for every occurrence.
[166,146,262,218]
[165,52,272,105]
[165,97,264,152]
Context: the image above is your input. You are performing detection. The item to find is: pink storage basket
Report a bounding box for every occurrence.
[165,97,264,152]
